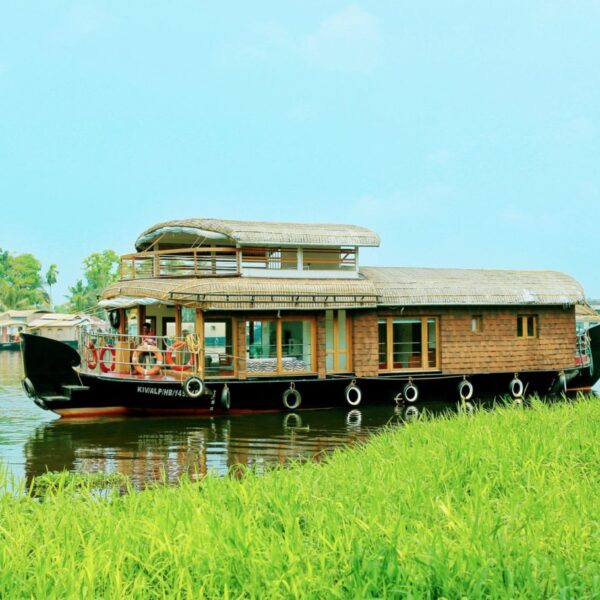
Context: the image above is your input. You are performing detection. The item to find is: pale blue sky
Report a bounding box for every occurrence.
[1,1,599,300]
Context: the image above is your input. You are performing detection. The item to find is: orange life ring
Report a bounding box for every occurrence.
[132,344,163,376]
[165,340,194,372]
[99,345,116,373]
[84,341,98,370]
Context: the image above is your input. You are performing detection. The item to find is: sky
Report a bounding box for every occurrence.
[0,1,599,302]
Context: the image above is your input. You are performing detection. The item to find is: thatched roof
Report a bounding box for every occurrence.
[102,277,378,311]
[576,304,600,323]
[103,266,584,310]
[135,218,380,251]
[361,267,585,306]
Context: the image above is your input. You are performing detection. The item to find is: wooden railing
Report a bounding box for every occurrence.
[119,246,358,280]
[120,247,240,280]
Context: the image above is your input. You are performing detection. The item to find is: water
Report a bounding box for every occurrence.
[0,351,408,487]
[4,351,598,488]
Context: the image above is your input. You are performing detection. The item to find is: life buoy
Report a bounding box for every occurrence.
[183,376,204,398]
[283,387,302,410]
[220,385,231,410]
[403,382,419,403]
[108,310,120,330]
[165,340,194,372]
[132,344,163,376]
[457,379,474,401]
[84,341,98,370]
[509,377,524,398]
[99,345,116,373]
[344,383,362,407]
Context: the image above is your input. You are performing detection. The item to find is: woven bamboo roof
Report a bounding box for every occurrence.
[576,304,600,323]
[103,267,585,309]
[135,218,380,250]
[361,267,585,306]
[102,277,378,311]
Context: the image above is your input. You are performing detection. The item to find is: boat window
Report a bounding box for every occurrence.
[282,320,313,372]
[246,318,315,375]
[242,248,297,270]
[379,317,439,371]
[392,319,422,369]
[204,319,234,376]
[517,315,537,338]
[247,320,277,360]
[302,247,356,271]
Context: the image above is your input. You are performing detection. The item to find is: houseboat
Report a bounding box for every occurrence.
[21,218,598,418]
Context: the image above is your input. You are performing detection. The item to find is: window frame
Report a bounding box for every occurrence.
[378,316,440,372]
[471,315,483,333]
[517,315,538,338]
[245,316,317,376]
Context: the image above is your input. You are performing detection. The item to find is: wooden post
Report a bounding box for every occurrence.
[175,305,182,338]
[137,306,146,341]
[116,308,129,374]
[195,309,205,378]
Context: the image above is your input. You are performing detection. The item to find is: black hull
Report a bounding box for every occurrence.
[360,370,571,404]
[568,324,600,391]
[21,333,582,419]
[60,372,356,417]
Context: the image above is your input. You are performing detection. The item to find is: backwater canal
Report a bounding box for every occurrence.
[2,351,598,488]
[0,351,418,488]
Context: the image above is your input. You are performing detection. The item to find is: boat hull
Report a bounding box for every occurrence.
[54,372,355,418]
[359,370,571,404]
[21,333,583,419]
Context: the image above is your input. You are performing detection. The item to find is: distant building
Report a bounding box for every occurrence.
[27,313,109,347]
[0,310,50,344]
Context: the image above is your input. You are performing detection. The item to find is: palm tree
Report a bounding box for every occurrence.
[0,282,31,310]
[67,280,91,312]
[45,264,59,310]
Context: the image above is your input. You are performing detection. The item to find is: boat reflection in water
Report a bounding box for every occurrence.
[24,402,468,488]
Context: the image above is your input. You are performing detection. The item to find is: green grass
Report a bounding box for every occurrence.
[2,397,600,598]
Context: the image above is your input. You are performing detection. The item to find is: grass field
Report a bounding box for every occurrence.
[1,397,599,598]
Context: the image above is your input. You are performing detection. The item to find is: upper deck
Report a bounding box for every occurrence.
[119,218,380,281]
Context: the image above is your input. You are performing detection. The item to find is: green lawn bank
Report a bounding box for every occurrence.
[2,398,600,598]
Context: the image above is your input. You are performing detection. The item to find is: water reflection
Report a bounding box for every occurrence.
[23,407,401,487]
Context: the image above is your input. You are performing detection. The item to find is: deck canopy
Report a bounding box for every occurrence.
[361,267,585,306]
[102,266,585,310]
[135,218,381,251]
[102,277,378,311]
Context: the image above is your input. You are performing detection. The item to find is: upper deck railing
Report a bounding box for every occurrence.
[120,247,240,280]
[119,246,358,281]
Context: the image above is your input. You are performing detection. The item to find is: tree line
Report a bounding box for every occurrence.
[0,249,119,313]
